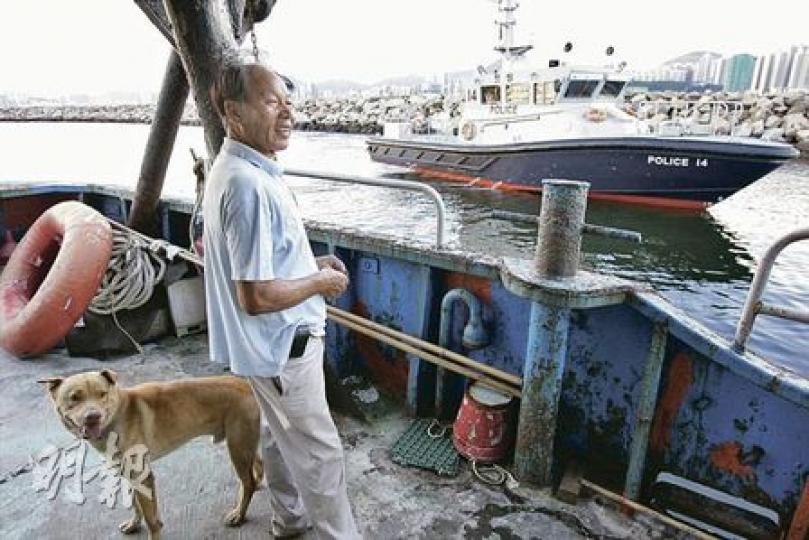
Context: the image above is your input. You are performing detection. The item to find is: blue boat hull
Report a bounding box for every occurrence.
[4,183,809,534]
[368,136,799,204]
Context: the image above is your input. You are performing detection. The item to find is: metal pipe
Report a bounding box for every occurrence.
[582,223,642,243]
[326,306,518,387]
[285,168,447,248]
[490,209,642,243]
[435,288,489,416]
[328,311,521,398]
[535,179,590,278]
[624,322,668,500]
[128,50,189,235]
[758,303,809,324]
[733,227,809,352]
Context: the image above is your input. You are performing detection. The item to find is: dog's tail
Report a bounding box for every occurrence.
[252,455,265,490]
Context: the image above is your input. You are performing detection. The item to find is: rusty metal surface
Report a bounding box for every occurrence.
[501,257,637,309]
[535,180,589,279]
[514,301,571,485]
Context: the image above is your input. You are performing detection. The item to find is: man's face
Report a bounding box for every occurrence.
[229,67,294,156]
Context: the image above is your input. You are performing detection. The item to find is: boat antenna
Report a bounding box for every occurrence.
[493,0,533,60]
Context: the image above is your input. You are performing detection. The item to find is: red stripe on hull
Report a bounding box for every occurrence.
[413,166,710,211]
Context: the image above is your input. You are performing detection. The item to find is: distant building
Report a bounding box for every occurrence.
[772,51,792,89]
[787,45,809,89]
[750,45,809,91]
[721,54,756,92]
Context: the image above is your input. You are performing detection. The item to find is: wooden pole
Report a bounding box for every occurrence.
[128,50,189,234]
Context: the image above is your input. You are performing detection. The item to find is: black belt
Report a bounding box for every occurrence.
[289,328,311,359]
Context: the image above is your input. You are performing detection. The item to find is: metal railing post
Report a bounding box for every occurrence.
[733,227,809,352]
[625,322,668,500]
[284,168,447,248]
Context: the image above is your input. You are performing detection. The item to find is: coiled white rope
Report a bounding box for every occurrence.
[88,229,168,353]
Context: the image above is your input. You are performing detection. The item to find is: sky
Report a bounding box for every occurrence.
[1,0,807,96]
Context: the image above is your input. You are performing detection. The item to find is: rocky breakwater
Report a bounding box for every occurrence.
[0,103,201,126]
[292,94,461,135]
[627,90,809,156]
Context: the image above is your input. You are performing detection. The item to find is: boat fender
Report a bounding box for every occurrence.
[461,121,477,141]
[0,202,113,357]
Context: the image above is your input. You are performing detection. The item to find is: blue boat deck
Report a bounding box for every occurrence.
[2,181,809,537]
[0,335,664,539]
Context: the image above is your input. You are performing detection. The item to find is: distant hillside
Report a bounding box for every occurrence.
[663,51,722,65]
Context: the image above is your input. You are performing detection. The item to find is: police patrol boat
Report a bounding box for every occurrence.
[367,0,799,209]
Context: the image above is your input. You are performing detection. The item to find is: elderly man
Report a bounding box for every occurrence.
[203,60,360,539]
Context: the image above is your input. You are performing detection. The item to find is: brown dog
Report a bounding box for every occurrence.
[39,370,263,540]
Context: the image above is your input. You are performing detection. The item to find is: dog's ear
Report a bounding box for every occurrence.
[99,369,118,386]
[37,377,65,397]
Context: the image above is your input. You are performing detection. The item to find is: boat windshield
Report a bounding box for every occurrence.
[601,80,626,97]
[564,79,600,98]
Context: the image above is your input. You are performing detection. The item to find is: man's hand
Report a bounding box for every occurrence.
[316,268,349,298]
[316,255,347,275]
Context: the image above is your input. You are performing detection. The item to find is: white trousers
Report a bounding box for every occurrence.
[248,337,361,540]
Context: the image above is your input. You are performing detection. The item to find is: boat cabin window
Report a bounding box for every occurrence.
[481,85,501,104]
[506,83,530,105]
[533,81,557,104]
[600,80,626,97]
[564,79,600,98]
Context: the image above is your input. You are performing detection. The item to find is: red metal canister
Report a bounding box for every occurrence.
[452,382,514,463]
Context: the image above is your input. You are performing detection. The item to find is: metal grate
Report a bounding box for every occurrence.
[390,418,459,476]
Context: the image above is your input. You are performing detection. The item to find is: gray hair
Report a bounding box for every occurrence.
[211,57,295,121]
[211,59,255,121]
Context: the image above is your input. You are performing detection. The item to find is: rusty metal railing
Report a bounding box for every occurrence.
[733,227,809,353]
[285,168,447,248]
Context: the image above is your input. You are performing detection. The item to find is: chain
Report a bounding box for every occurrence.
[246,0,260,61]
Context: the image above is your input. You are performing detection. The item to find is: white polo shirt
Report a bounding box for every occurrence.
[203,138,326,377]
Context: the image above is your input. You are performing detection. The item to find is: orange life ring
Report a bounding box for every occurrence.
[0,202,112,357]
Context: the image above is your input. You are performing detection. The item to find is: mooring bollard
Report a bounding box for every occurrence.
[535,179,590,279]
[515,179,590,485]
